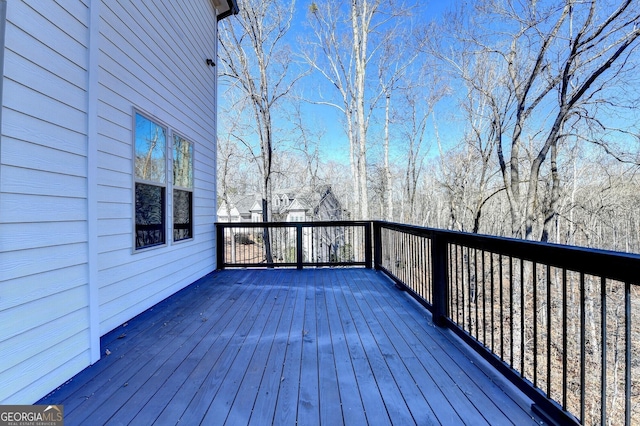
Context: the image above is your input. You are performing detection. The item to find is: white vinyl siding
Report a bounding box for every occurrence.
[0,0,91,403]
[95,0,218,334]
[0,0,221,404]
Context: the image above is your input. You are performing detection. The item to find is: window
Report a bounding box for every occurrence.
[289,212,305,222]
[134,113,167,249]
[173,134,193,241]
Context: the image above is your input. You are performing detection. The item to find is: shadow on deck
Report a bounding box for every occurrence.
[39,268,546,425]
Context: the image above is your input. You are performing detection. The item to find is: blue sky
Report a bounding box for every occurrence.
[272,0,458,165]
[220,0,640,169]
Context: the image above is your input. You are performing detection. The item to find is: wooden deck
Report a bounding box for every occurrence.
[39,268,546,425]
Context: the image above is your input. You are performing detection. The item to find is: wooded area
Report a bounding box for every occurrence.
[217,0,640,254]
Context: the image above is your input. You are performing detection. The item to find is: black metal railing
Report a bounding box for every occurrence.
[215,220,639,425]
[374,221,640,426]
[216,221,371,269]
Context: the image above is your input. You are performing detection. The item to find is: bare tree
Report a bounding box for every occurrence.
[219,0,302,262]
[433,47,505,233]
[435,0,640,240]
[290,102,323,191]
[302,0,408,219]
[376,23,425,221]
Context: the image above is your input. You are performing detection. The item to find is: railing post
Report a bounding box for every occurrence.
[431,233,448,327]
[364,222,373,269]
[216,223,225,270]
[296,224,303,270]
[373,221,382,270]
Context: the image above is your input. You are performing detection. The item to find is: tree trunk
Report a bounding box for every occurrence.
[384,93,393,221]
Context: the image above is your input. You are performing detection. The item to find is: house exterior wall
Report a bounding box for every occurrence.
[0,0,223,404]
[0,0,92,404]
[95,0,218,335]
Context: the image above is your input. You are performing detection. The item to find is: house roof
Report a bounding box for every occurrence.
[287,198,308,212]
[218,186,340,218]
[218,194,256,216]
[214,0,239,21]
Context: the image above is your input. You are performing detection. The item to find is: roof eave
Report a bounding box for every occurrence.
[217,0,239,21]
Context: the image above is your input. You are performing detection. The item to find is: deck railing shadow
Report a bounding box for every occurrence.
[216,220,640,425]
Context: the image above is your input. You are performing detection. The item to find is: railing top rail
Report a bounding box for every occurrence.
[375,220,640,285]
[217,220,639,283]
[216,220,371,228]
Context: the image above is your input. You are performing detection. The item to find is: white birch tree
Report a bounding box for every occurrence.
[301,0,407,219]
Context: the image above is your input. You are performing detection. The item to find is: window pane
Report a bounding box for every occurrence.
[173,135,193,189]
[135,113,166,183]
[136,183,165,248]
[173,189,193,241]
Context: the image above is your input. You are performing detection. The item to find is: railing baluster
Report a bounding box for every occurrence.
[296,224,303,269]
[580,272,586,423]
[421,236,426,300]
[481,250,486,345]
[469,247,473,336]
[601,276,607,425]
[499,253,504,360]
[216,224,225,269]
[510,256,514,368]
[625,281,631,426]
[562,268,568,410]
[373,221,382,270]
[462,246,467,333]
[490,251,495,353]
[454,245,465,328]
[449,243,454,323]
[364,222,372,269]
[521,259,525,378]
[428,237,433,302]
[533,261,538,388]
[475,249,479,340]
[546,264,551,398]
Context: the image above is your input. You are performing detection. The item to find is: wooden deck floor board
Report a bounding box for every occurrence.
[39,269,546,425]
[198,304,278,423]
[296,271,321,426]
[176,277,279,425]
[111,275,260,425]
[151,270,271,424]
[349,271,491,425]
[49,272,240,414]
[245,272,299,425]
[369,270,535,424]
[65,274,252,425]
[102,274,265,426]
[267,274,306,426]
[316,271,345,426]
[354,282,476,425]
[321,270,369,425]
[339,270,417,425]
[226,271,293,425]
[346,271,441,425]
[332,270,392,426]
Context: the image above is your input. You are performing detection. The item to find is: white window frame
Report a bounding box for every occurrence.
[133,110,169,251]
[132,109,196,252]
[172,132,194,243]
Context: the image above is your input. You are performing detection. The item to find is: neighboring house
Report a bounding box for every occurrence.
[217,193,260,222]
[217,186,347,223]
[0,0,238,404]
[218,186,352,264]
